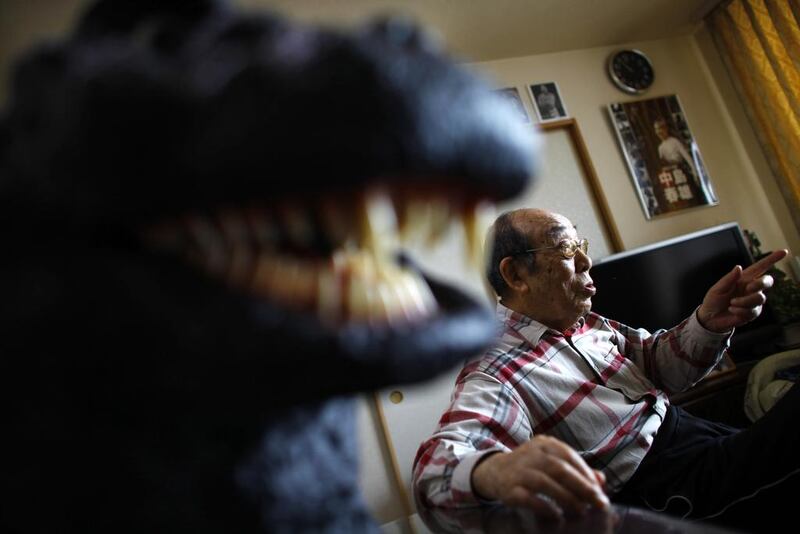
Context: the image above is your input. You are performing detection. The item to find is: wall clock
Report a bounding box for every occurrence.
[607,49,654,94]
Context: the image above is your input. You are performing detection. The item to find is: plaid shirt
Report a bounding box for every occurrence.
[413,303,731,508]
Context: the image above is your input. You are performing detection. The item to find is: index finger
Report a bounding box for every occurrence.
[539,438,609,509]
[554,455,610,510]
[742,249,788,279]
[539,437,598,486]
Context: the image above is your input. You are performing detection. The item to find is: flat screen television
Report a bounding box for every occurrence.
[589,222,779,361]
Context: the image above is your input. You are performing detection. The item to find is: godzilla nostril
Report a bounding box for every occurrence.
[366,14,440,52]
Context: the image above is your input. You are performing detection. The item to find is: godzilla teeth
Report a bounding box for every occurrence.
[280,204,315,249]
[462,200,495,271]
[218,210,255,286]
[245,208,279,250]
[359,189,399,256]
[184,215,228,275]
[399,198,431,245]
[319,199,355,250]
[141,189,494,325]
[426,197,452,246]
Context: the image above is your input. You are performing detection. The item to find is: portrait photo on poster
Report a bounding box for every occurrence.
[494,87,530,123]
[528,82,568,122]
[608,94,718,219]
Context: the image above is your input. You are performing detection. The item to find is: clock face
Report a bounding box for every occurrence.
[608,50,654,94]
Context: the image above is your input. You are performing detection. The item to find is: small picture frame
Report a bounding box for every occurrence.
[528,82,568,122]
[494,87,530,123]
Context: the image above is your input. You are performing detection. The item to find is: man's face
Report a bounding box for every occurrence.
[513,211,595,331]
[654,121,669,140]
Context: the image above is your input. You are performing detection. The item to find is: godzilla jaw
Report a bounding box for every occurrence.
[141,182,496,328]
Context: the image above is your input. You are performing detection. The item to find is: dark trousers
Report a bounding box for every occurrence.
[615,383,800,532]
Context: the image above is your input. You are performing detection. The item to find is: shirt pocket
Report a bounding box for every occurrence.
[603,353,653,401]
[603,344,620,363]
[573,336,617,385]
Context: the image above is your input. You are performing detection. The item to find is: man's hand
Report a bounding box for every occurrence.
[697,249,788,333]
[471,435,610,518]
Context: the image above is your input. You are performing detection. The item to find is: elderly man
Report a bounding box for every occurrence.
[414,208,796,530]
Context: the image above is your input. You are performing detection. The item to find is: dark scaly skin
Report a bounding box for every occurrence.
[0,1,535,531]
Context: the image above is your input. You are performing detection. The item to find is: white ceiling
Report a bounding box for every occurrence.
[239,0,723,61]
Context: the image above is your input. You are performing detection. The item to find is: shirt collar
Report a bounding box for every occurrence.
[495,302,586,344]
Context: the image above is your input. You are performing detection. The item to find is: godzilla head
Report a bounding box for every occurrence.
[0,0,535,401]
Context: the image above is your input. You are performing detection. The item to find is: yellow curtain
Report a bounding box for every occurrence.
[707,0,800,233]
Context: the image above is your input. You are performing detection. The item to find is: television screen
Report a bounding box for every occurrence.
[589,223,778,360]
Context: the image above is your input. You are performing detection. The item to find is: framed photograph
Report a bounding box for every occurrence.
[609,94,718,219]
[494,87,530,123]
[528,82,568,122]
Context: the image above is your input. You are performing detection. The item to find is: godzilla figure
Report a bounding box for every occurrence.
[0,0,535,531]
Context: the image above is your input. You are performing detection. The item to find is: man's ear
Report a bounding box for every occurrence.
[498,256,529,293]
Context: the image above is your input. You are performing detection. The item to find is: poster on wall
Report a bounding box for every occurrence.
[609,95,718,219]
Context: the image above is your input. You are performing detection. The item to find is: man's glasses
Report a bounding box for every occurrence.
[514,238,589,259]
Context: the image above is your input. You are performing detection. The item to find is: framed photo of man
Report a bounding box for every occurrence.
[528,82,568,122]
[608,94,718,219]
[494,87,530,123]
